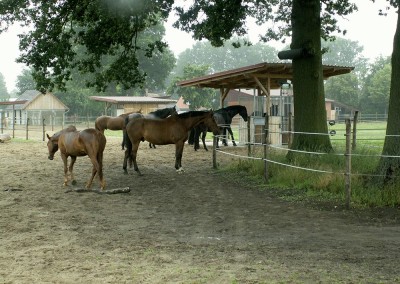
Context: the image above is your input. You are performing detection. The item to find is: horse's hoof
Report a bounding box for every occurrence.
[176,168,184,174]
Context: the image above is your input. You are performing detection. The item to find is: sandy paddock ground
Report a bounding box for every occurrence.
[1,134,400,283]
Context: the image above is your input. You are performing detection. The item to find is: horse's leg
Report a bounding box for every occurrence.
[132,141,142,175]
[201,130,208,151]
[222,127,228,146]
[61,154,69,187]
[87,151,105,190]
[175,141,185,172]
[194,128,200,151]
[123,148,129,174]
[228,127,237,146]
[87,152,101,189]
[68,156,77,185]
[97,151,106,190]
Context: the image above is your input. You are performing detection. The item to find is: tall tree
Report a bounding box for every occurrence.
[168,64,218,110]
[376,0,400,183]
[1,0,357,151]
[174,38,278,77]
[0,73,9,101]
[15,68,36,96]
[325,73,360,107]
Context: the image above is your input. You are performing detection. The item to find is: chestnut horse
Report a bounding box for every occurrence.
[47,127,107,190]
[94,110,142,133]
[123,110,220,175]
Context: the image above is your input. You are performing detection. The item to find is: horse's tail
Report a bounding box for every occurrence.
[123,117,133,167]
[94,116,104,132]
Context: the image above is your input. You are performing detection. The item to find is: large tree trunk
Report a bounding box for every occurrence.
[289,0,332,153]
[375,9,400,183]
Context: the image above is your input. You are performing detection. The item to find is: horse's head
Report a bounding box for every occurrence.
[46,134,59,160]
[239,106,249,122]
[203,111,220,136]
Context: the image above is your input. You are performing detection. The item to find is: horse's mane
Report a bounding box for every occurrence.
[178,110,209,119]
[149,106,175,117]
[219,105,246,112]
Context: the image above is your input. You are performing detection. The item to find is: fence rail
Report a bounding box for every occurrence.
[0,116,97,141]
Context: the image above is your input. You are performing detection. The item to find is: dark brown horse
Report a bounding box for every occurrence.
[47,127,107,190]
[123,110,220,175]
[94,109,142,133]
[145,106,178,148]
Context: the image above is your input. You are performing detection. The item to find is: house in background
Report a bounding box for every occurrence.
[2,90,69,126]
[325,98,359,121]
[90,96,177,116]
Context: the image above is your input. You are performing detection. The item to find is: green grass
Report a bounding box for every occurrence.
[221,121,400,208]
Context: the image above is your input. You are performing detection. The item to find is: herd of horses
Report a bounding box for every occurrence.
[46,105,248,191]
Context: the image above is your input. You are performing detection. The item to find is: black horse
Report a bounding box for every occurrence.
[189,105,248,150]
[146,106,178,148]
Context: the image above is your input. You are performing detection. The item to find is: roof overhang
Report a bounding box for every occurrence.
[90,96,177,104]
[0,100,28,106]
[177,62,354,90]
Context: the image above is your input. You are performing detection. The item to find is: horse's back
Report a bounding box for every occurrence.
[60,128,106,156]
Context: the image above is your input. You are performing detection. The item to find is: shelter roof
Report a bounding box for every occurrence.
[177,62,354,90]
[2,90,68,110]
[90,96,177,104]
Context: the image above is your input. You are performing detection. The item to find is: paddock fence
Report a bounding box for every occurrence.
[0,116,97,141]
[212,116,398,209]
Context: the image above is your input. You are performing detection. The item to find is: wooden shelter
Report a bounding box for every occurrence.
[90,96,177,116]
[1,90,69,127]
[177,62,354,145]
[177,62,354,105]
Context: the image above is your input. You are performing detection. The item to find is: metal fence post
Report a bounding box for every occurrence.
[345,119,352,209]
[352,111,358,151]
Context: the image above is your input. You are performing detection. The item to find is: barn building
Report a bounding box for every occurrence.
[1,90,69,128]
[90,96,177,116]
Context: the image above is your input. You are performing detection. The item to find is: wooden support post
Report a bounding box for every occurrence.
[247,118,251,156]
[12,105,15,138]
[345,119,352,209]
[263,114,269,182]
[212,135,217,169]
[352,111,358,151]
[288,112,293,148]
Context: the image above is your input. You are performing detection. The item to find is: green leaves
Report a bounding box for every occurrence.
[1,0,174,92]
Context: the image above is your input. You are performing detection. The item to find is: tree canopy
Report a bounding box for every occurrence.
[0,0,357,93]
[0,73,9,101]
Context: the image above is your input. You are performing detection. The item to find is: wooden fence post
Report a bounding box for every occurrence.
[26,118,29,140]
[212,135,217,169]
[42,118,46,141]
[345,119,352,209]
[247,118,251,156]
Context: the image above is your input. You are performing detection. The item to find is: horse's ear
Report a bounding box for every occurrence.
[46,133,51,140]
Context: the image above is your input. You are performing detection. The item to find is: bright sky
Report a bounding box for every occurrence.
[0,0,397,92]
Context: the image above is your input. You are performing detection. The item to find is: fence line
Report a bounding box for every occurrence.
[213,118,400,209]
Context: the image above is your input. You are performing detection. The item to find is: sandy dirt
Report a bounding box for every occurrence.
[1,134,400,283]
